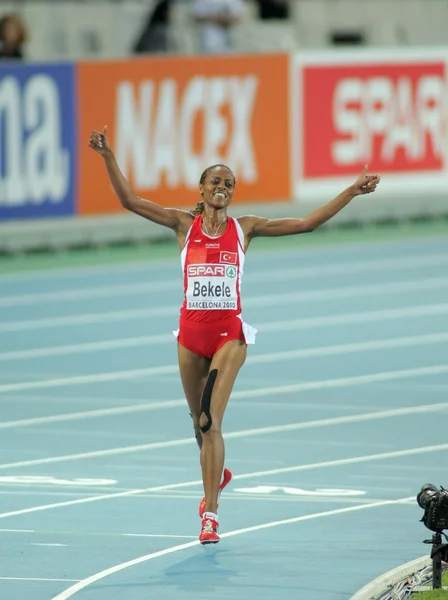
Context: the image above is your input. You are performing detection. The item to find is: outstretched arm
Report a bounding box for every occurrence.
[240,166,380,239]
[89,126,193,232]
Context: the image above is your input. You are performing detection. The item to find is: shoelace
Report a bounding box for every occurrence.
[202,519,215,533]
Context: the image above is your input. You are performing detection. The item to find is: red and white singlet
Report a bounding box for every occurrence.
[174,215,256,358]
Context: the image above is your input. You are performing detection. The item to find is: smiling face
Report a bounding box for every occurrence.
[199,165,236,211]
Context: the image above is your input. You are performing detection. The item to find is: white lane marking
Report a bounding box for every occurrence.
[0,394,158,403]
[2,277,448,333]
[0,368,447,469]
[233,485,366,497]
[0,577,80,582]
[112,493,378,505]
[0,400,185,427]
[0,331,447,410]
[31,543,68,547]
[0,254,177,283]
[0,333,172,362]
[0,491,111,498]
[248,277,448,307]
[1,301,448,392]
[0,442,446,520]
[0,399,185,426]
[0,528,34,532]
[3,232,448,284]
[2,301,448,364]
[0,490,405,504]
[0,528,194,539]
[3,252,447,307]
[226,443,448,480]
[0,365,178,394]
[0,476,117,486]
[50,496,414,600]
[122,534,196,539]
[234,332,448,364]
[259,302,448,333]
[0,280,181,307]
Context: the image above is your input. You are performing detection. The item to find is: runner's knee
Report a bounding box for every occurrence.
[199,412,220,432]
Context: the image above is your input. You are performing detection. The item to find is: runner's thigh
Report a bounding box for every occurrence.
[178,343,211,421]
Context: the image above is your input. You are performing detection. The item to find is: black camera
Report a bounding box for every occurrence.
[417,484,448,590]
[417,483,448,532]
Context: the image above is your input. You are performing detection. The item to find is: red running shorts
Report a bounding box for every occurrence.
[177,317,246,359]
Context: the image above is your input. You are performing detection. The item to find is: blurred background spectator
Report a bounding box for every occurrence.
[133,0,172,54]
[255,0,291,20]
[0,0,443,61]
[192,0,245,54]
[0,13,27,60]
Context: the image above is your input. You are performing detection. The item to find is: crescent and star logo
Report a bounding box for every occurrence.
[220,251,237,264]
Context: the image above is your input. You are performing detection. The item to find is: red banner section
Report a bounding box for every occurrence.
[77,54,290,215]
[301,60,447,178]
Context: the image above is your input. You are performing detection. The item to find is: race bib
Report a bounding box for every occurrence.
[186,264,238,310]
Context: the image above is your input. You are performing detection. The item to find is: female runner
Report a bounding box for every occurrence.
[89,126,380,544]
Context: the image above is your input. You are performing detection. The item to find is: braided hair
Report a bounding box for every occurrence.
[192,201,205,216]
[191,164,235,216]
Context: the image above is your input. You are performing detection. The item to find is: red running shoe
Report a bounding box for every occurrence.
[199,515,220,545]
[199,468,232,518]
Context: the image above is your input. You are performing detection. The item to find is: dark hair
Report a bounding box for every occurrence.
[192,164,235,216]
[0,14,27,45]
[192,201,205,216]
[199,164,235,186]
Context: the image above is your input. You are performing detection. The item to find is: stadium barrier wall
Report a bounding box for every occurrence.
[1,49,447,252]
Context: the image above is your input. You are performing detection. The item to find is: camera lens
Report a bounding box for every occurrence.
[417,484,439,509]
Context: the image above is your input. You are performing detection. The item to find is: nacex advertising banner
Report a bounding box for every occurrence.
[76,53,291,215]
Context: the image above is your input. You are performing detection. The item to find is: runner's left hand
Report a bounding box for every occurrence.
[351,165,381,196]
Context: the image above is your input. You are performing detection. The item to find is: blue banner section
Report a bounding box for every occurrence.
[0,63,76,221]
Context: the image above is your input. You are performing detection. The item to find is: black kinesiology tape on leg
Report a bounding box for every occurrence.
[200,369,218,433]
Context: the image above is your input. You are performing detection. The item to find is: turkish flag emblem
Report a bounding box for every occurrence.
[220,251,237,265]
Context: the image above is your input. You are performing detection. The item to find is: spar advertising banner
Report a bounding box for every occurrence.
[295,51,448,198]
[76,53,290,215]
[0,63,77,220]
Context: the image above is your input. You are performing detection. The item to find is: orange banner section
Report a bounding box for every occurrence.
[77,54,290,215]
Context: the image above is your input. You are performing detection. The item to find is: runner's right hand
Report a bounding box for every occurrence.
[89,126,111,157]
